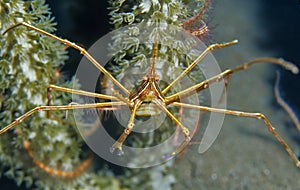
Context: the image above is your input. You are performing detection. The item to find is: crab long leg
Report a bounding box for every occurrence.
[161,40,238,95]
[110,100,142,156]
[165,57,298,104]
[2,22,130,95]
[171,102,300,168]
[46,85,123,118]
[0,101,126,134]
[274,73,300,133]
[47,85,120,101]
[152,99,191,158]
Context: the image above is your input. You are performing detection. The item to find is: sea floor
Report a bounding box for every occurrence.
[173,0,300,189]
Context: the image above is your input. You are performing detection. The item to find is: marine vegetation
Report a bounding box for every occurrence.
[0,0,210,189]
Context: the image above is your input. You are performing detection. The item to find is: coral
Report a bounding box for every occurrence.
[0,0,123,189]
[0,0,207,189]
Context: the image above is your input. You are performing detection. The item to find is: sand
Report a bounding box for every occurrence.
[173,0,300,189]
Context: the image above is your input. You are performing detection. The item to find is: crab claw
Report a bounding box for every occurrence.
[110,142,124,156]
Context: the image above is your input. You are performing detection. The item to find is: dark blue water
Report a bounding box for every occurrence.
[260,0,300,116]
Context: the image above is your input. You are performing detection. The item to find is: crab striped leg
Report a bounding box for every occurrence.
[161,40,238,95]
[0,102,126,134]
[152,99,191,158]
[165,57,298,105]
[172,102,300,168]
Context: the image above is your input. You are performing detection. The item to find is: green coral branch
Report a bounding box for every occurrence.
[0,0,124,189]
[0,0,207,189]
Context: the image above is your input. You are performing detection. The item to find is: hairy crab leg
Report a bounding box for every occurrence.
[171,102,300,168]
[182,0,210,37]
[183,0,210,27]
[2,22,130,95]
